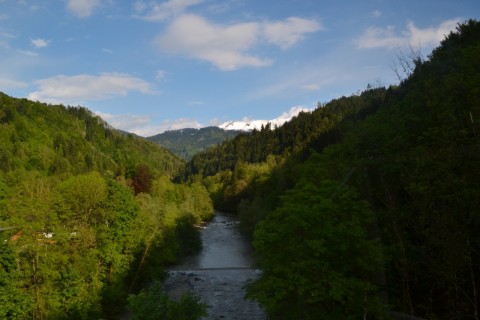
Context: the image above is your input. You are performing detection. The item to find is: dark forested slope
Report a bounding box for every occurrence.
[183,19,480,319]
[183,86,386,180]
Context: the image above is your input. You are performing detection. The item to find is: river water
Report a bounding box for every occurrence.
[164,212,265,320]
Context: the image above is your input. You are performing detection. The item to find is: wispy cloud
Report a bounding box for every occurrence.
[188,100,204,105]
[301,83,321,91]
[31,38,50,48]
[134,0,204,21]
[156,14,321,71]
[0,31,17,49]
[97,111,203,136]
[262,17,323,49]
[155,69,167,80]
[95,112,152,132]
[372,10,382,18]
[28,73,156,103]
[17,49,38,57]
[357,18,460,49]
[66,0,101,18]
[0,77,28,89]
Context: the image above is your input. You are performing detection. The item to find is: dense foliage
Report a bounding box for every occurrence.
[0,96,214,319]
[148,126,242,160]
[184,20,480,319]
[127,281,207,320]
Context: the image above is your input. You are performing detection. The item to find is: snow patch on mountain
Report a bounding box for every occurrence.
[219,106,312,131]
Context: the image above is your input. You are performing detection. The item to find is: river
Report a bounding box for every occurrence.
[164,212,265,320]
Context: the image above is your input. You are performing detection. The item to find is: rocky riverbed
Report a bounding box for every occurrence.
[164,213,265,320]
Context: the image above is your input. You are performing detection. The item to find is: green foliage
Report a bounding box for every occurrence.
[0,235,32,319]
[0,93,213,319]
[0,93,184,178]
[1,18,478,320]
[248,180,384,319]
[131,163,154,194]
[127,281,207,320]
[175,214,202,257]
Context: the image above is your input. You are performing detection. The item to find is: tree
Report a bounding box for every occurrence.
[0,234,32,319]
[131,163,154,195]
[248,180,385,319]
[56,172,107,227]
[127,281,207,320]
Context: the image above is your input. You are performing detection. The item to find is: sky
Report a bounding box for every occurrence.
[0,0,479,136]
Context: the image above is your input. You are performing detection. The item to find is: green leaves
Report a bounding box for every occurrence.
[248,180,384,319]
[57,172,107,226]
[127,281,207,320]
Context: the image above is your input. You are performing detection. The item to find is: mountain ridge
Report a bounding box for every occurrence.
[147,126,243,160]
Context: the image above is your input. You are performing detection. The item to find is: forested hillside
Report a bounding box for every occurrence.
[0,95,213,319]
[184,20,480,319]
[148,126,242,160]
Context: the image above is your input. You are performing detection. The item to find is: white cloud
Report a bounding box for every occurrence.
[96,112,151,131]
[407,19,459,47]
[357,18,460,49]
[357,25,405,49]
[219,105,313,131]
[157,14,271,71]
[66,0,101,18]
[276,105,313,122]
[262,17,322,49]
[160,117,202,131]
[156,14,321,71]
[28,73,156,103]
[135,0,204,21]
[96,111,202,136]
[31,38,49,48]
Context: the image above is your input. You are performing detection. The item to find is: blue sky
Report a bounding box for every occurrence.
[1,0,479,136]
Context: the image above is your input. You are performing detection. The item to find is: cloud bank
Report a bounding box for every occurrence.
[357,19,460,49]
[156,14,322,71]
[28,73,156,103]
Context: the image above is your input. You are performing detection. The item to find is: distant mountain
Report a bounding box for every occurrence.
[147,126,243,160]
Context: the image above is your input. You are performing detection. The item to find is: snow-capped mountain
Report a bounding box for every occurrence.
[218,106,312,131]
